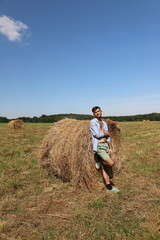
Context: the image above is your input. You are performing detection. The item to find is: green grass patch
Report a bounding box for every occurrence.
[87,199,106,209]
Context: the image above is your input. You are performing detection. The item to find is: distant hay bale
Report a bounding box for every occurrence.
[40,118,123,190]
[143,119,150,122]
[8,119,24,129]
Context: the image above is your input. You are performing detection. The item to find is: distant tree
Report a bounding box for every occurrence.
[0,117,9,123]
[0,112,159,123]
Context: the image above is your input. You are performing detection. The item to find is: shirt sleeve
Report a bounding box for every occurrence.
[90,121,104,139]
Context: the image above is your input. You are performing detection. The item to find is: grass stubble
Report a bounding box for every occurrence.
[0,121,160,240]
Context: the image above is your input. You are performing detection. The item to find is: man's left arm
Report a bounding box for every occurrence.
[103,122,113,155]
[108,140,113,156]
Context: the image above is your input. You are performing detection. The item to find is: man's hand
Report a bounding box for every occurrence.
[109,149,113,156]
[104,132,110,137]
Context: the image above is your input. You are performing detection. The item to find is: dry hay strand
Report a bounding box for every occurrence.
[8,119,24,129]
[105,118,123,172]
[41,118,123,190]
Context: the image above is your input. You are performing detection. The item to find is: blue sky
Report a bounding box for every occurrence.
[0,0,160,118]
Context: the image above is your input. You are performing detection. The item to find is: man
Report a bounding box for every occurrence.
[90,106,120,193]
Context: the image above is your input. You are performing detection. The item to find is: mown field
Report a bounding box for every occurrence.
[0,122,160,240]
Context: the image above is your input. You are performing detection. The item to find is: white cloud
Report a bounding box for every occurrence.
[0,15,28,42]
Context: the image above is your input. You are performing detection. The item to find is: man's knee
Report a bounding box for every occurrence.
[109,161,115,167]
[104,158,115,167]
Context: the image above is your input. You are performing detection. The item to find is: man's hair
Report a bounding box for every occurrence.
[92,106,101,113]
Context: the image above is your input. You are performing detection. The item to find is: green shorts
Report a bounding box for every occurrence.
[97,142,110,162]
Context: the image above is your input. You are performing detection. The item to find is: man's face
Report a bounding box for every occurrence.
[93,108,102,118]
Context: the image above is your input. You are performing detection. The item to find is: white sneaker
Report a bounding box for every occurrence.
[107,187,120,193]
[95,162,101,170]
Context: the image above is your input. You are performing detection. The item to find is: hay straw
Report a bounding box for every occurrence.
[41,118,123,190]
[105,118,123,172]
[8,120,24,129]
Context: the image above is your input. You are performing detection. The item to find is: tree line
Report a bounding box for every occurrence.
[0,112,160,123]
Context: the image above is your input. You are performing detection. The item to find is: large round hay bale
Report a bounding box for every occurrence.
[8,119,24,129]
[40,118,123,190]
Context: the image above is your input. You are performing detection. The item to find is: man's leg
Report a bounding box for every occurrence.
[101,159,120,192]
[97,144,120,192]
[101,164,110,185]
[103,157,115,167]
[94,153,101,169]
